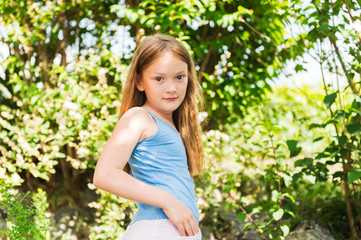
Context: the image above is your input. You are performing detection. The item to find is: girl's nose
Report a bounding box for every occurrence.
[166,80,177,92]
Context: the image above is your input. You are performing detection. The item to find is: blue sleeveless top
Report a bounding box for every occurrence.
[128,110,199,224]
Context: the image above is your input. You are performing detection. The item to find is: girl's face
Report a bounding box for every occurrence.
[137,51,188,117]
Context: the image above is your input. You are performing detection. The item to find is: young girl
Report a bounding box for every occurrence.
[93,34,203,239]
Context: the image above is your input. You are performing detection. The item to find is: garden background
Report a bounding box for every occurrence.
[0,0,361,239]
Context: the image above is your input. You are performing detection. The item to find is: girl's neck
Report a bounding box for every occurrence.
[141,104,175,127]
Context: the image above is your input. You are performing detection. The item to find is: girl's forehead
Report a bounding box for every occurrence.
[144,51,188,71]
[152,50,183,61]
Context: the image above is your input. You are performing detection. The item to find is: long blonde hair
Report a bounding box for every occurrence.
[119,34,203,174]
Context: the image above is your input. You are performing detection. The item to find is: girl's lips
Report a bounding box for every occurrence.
[163,97,178,101]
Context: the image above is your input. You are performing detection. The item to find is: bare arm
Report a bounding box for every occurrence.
[93,108,169,206]
[93,108,199,236]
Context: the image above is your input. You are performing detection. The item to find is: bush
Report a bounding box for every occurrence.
[0,181,51,239]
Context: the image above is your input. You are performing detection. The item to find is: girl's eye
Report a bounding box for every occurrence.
[155,77,163,82]
[176,75,184,80]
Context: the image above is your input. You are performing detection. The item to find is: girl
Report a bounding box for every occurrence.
[93,34,203,239]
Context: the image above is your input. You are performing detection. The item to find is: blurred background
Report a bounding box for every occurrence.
[0,0,360,239]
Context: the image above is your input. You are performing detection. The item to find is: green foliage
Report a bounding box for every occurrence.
[88,186,135,239]
[109,0,307,128]
[288,0,361,237]
[194,85,332,239]
[1,0,360,239]
[291,181,350,239]
[0,181,50,239]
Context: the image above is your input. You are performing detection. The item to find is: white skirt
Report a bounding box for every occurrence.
[120,219,202,240]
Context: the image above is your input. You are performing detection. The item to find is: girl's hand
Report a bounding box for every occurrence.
[162,197,199,236]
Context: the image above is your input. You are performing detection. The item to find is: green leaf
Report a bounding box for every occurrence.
[267,65,274,76]
[30,34,37,45]
[309,123,323,129]
[286,140,298,151]
[295,64,306,72]
[276,156,286,167]
[292,172,303,182]
[337,135,347,146]
[318,23,330,31]
[294,157,313,167]
[304,174,316,184]
[333,171,344,179]
[271,190,278,203]
[286,140,302,157]
[243,223,251,232]
[273,208,284,221]
[280,224,290,236]
[237,5,252,14]
[334,110,346,120]
[348,169,361,183]
[326,160,337,165]
[315,152,325,159]
[313,136,324,142]
[325,119,337,126]
[237,212,246,222]
[283,193,295,203]
[323,92,337,108]
[276,140,288,148]
[14,82,22,93]
[283,174,293,187]
[347,123,361,135]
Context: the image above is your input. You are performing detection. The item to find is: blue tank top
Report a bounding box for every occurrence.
[128,110,199,224]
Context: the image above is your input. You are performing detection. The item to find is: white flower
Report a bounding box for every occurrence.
[74,112,82,120]
[71,160,80,169]
[351,20,361,32]
[77,147,90,157]
[63,101,79,110]
[16,153,24,165]
[88,48,95,55]
[113,100,121,108]
[1,111,10,119]
[69,110,82,120]
[91,118,98,125]
[197,112,208,123]
[87,183,96,190]
[10,173,23,185]
[100,106,108,115]
[52,145,60,151]
[346,19,361,32]
[97,68,109,85]
[88,201,101,209]
[69,220,75,227]
[80,162,87,169]
[79,130,90,141]
[0,168,6,179]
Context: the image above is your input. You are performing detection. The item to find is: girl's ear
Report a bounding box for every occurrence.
[135,74,144,91]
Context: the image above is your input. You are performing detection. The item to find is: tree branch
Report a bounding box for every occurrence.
[343,152,359,238]
[238,203,266,238]
[238,16,274,45]
[342,0,361,45]
[328,36,358,95]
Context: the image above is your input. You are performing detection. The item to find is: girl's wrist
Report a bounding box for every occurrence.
[158,190,176,210]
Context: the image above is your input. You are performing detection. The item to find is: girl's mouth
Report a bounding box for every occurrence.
[163,97,178,101]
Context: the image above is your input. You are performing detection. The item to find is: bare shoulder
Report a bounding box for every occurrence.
[121,107,151,124]
[122,106,146,118]
[119,107,157,141]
